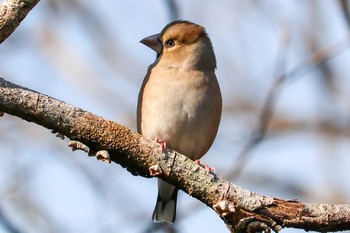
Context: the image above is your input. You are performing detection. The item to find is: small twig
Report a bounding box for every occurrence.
[164,0,179,21]
[339,0,350,27]
[286,32,350,81]
[0,206,23,233]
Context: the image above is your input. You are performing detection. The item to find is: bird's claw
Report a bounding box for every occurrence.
[195,160,215,174]
[155,137,168,159]
[155,137,166,152]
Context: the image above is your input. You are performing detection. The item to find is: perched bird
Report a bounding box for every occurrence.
[137,20,222,223]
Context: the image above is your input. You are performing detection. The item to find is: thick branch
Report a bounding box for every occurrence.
[1,77,350,232]
[0,0,39,43]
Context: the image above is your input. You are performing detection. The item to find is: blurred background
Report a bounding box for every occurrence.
[1,0,350,232]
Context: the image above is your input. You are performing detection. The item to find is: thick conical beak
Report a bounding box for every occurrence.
[140,33,162,54]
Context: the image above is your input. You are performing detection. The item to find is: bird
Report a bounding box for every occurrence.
[137,20,222,223]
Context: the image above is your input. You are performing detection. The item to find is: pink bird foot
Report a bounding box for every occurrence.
[195,160,215,173]
[155,137,167,152]
[155,137,168,160]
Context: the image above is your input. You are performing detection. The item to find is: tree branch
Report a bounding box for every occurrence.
[0,0,39,43]
[1,77,350,232]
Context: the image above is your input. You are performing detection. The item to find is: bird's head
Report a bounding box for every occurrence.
[140,20,216,71]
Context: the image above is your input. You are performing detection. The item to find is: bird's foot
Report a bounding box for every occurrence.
[155,137,167,152]
[195,160,215,174]
[68,140,111,163]
[155,137,168,159]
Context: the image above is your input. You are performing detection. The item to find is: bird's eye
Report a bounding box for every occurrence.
[165,40,175,48]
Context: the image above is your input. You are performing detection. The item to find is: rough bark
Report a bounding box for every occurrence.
[0,0,39,43]
[1,77,350,232]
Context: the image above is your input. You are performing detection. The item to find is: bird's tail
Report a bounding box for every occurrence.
[152,179,178,223]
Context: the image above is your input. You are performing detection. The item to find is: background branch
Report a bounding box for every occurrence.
[227,30,350,180]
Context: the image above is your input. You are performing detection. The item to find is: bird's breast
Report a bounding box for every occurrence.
[139,68,221,159]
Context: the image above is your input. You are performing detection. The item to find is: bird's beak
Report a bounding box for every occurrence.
[140,34,162,54]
